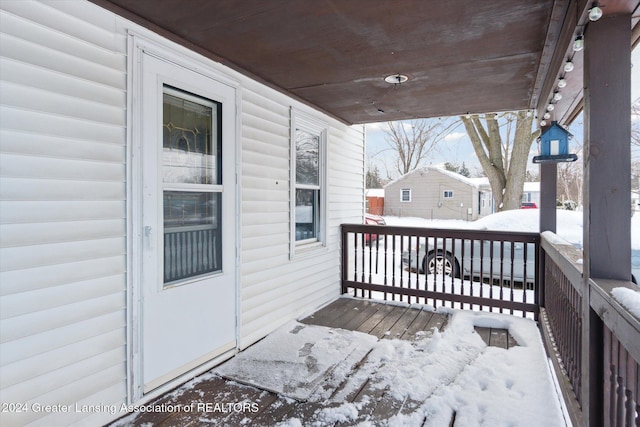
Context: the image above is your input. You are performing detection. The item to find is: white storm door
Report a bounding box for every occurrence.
[140,52,236,392]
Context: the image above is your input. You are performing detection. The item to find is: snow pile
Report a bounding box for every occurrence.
[215,322,377,401]
[270,308,564,426]
[358,311,564,426]
[416,311,564,426]
[612,287,640,319]
[385,209,584,246]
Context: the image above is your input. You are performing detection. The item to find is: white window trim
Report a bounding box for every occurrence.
[401,188,412,202]
[443,190,454,199]
[290,108,327,258]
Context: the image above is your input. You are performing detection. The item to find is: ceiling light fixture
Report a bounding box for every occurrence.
[553,91,563,101]
[573,35,584,51]
[540,120,547,127]
[564,60,574,73]
[558,77,567,88]
[543,112,551,120]
[547,103,555,112]
[384,74,409,84]
[589,2,603,21]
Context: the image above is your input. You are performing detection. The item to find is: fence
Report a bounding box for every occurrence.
[341,224,540,318]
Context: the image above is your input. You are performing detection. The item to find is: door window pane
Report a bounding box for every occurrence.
[163,90,221,185]
[163,192,222,283]
[163,191,218,228]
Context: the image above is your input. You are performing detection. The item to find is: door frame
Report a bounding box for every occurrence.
[126,32,242,403]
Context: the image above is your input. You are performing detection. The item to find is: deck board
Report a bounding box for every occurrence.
[366,305,412,338]
[338,300,385,331]
[298,297,354,327]
[113,298,452,427]
[383,305,422,339]
[353,302,398,335]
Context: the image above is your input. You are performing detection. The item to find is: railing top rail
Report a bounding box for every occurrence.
[341,223,540,243]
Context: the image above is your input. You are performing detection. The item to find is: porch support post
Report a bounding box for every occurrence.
[539,163,557,233]
[538,163,557,311]
[582,13,631,427]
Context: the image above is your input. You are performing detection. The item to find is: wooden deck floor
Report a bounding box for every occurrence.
[112,298,516,426]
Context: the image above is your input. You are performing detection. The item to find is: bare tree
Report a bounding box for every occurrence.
[460,111,539,211]
[380,118,459,177]
[557,160,583,208]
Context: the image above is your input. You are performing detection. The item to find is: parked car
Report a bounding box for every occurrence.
[365,213,385,245]
[521,202,537,209]
[401,210,640,286]
[402,231,537,285]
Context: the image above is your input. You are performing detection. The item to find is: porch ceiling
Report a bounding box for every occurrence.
[92,0,640,125]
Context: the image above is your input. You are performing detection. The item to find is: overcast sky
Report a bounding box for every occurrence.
[365,48,640,180]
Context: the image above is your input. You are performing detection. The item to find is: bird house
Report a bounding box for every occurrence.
[532,121,577,163]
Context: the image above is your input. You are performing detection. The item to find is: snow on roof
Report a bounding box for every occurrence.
[384,165,481,189]
[468,177,490,187]
[523,182,540,192]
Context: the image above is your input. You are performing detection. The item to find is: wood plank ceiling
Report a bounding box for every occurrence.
[91,0,640,125]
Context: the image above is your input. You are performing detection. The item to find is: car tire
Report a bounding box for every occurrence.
[424,251,460,278]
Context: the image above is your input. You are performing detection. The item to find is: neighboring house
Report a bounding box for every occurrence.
[0,2,364,426]
[365,188,384,215]
[477,181,541,212]
[522,182,541,206]
[384,167,540,220]
[384,166,483,220]
[470,177,495,217]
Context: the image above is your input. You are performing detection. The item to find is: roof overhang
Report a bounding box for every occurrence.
[90,0,640,125]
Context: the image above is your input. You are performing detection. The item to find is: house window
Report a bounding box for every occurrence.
[443,190,454,199]
[291,110,326,251]
[162,86,223,284]
[401,189,411,202]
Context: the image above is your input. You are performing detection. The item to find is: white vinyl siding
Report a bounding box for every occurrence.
[239,78,364,347]
[0,2,126,426]
[0,1,365,425]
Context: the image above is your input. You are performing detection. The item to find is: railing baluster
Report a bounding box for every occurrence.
[626,352,636,427]
[368,233,373,285]
[489,239,494,312]
[509,240,515,315]
[407,235,418,304]
[450,238,456,308]
[469,239,475,311]
[391,233,396,300]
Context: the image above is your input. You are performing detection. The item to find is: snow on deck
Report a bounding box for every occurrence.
[112,298,566,427]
